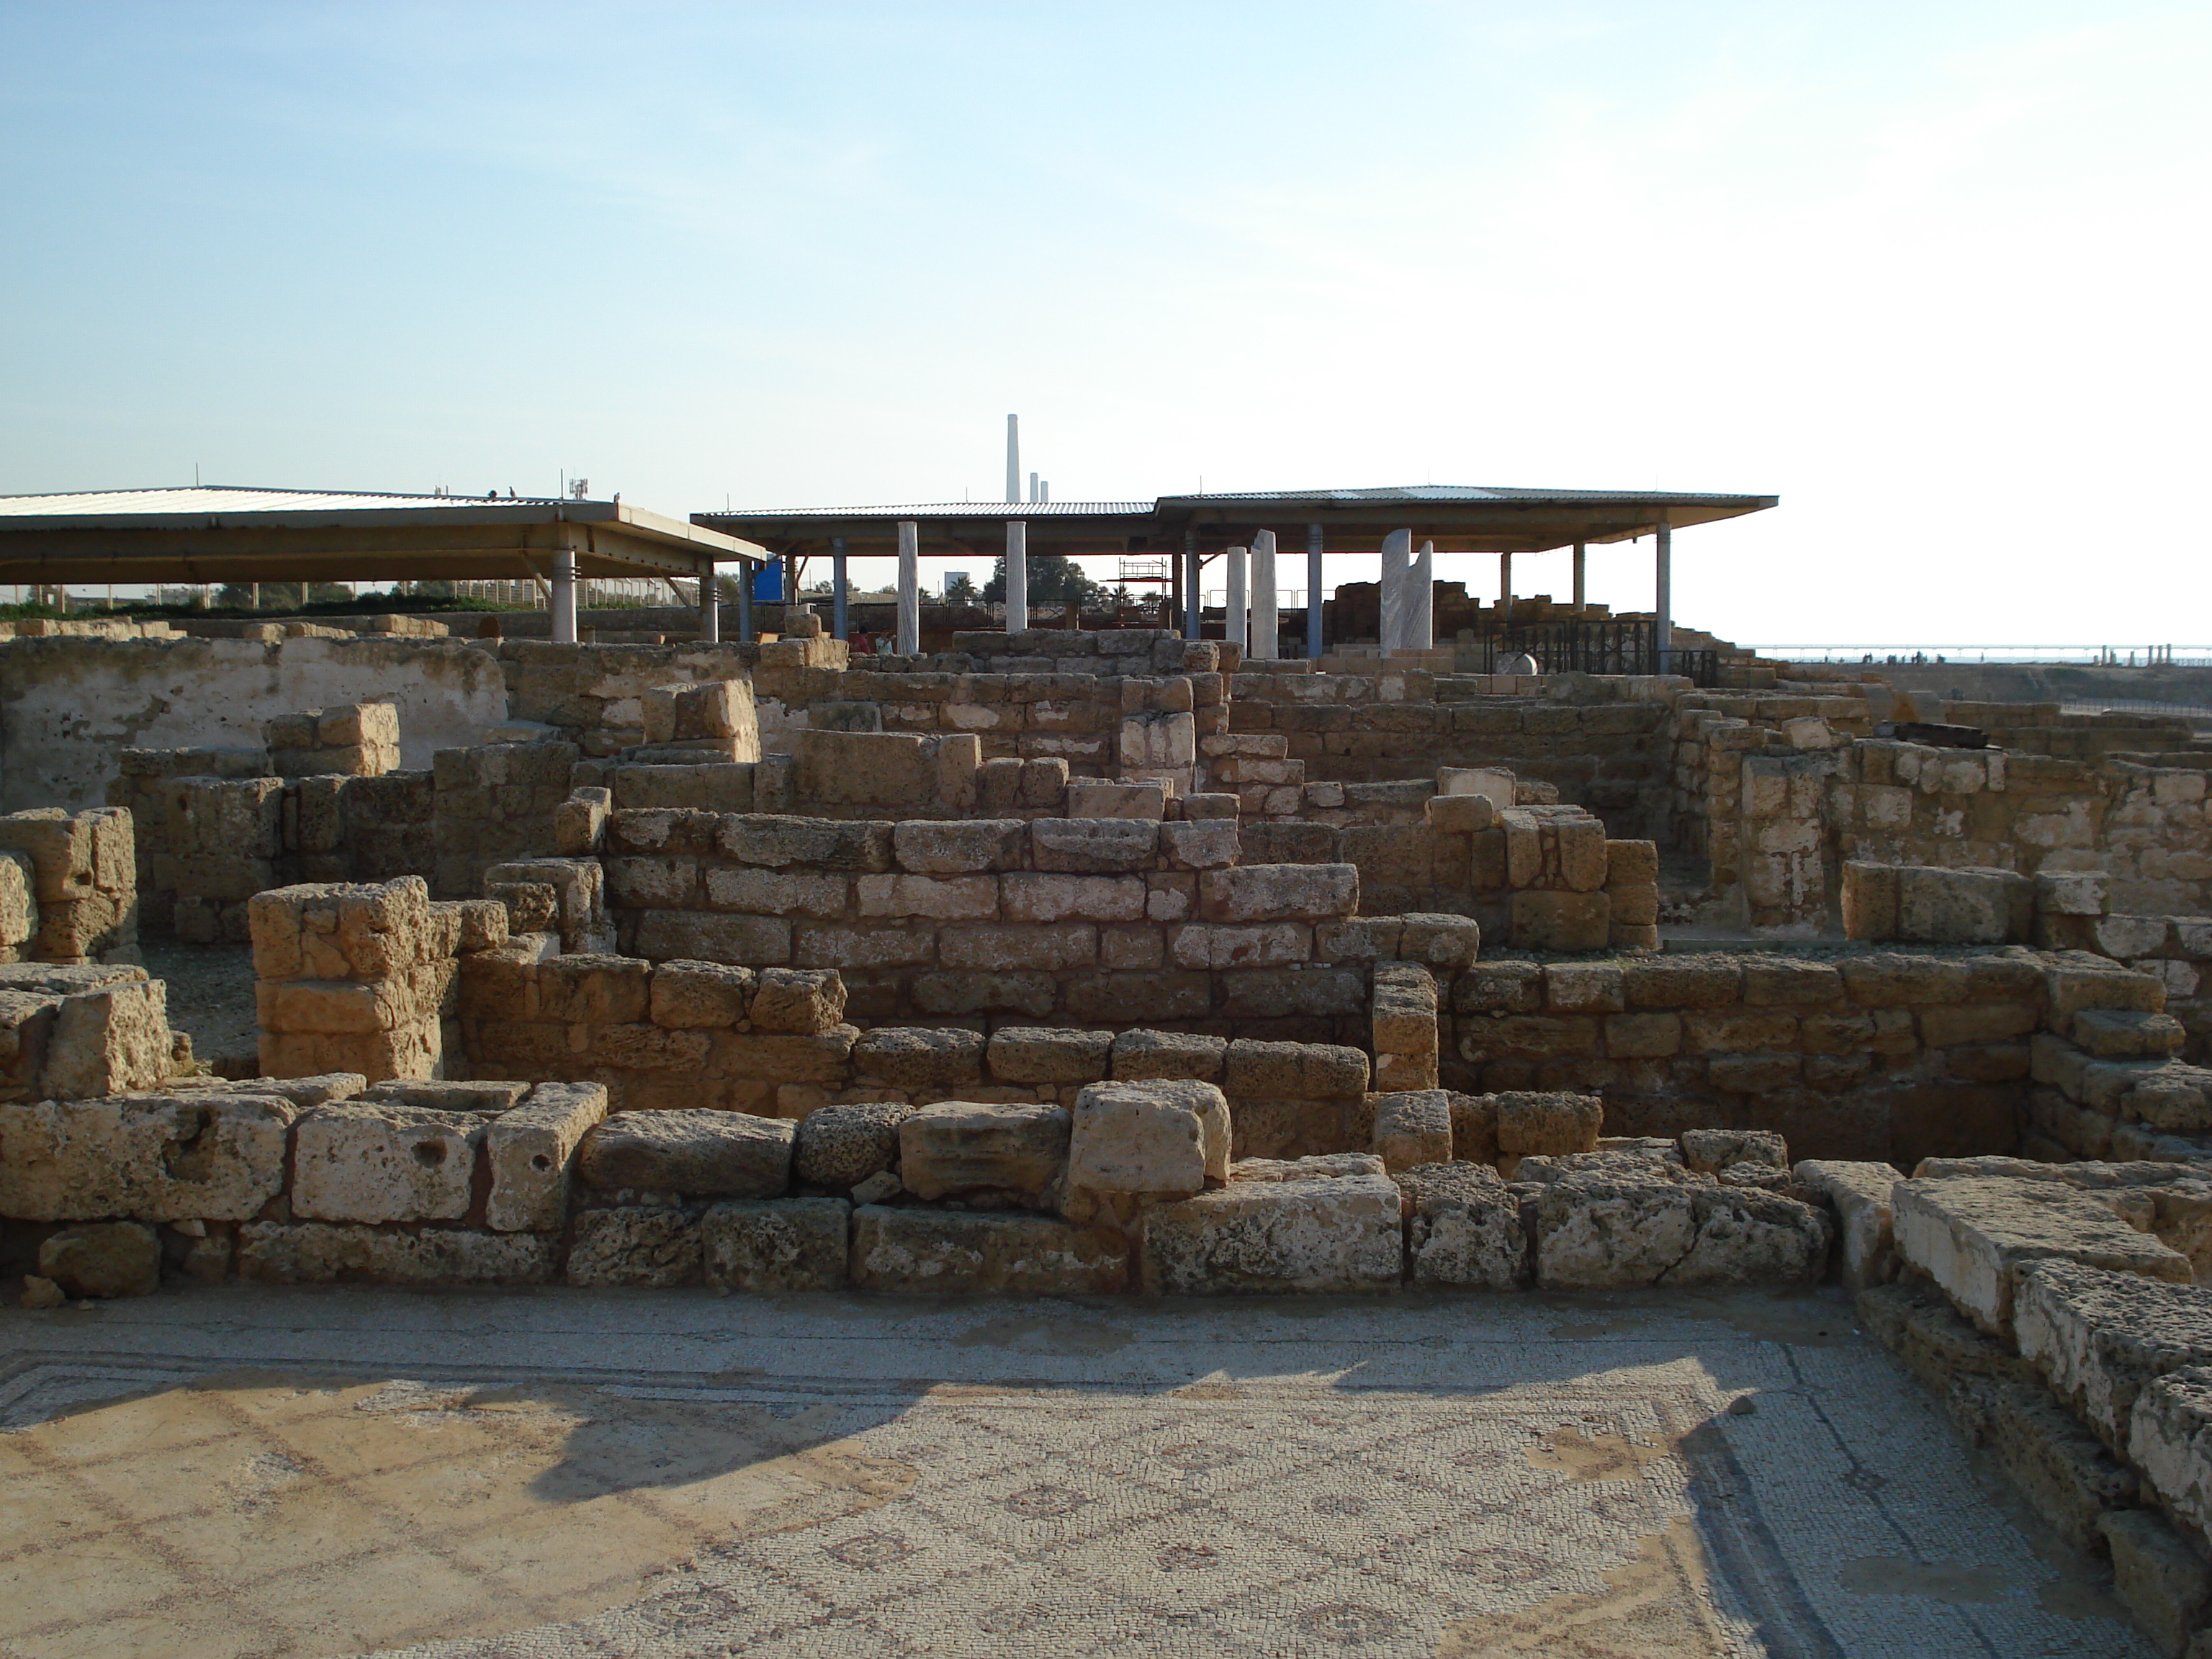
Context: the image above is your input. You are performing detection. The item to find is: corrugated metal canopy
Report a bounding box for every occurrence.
[0,486,762,583]
[701,485,1776,559]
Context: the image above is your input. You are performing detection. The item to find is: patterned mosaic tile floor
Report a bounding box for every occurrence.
[0,1285,2156,1658]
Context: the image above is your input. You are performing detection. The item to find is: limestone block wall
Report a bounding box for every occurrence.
[430,742,580,897]
[598,808,1368,1036]
[0,634,506,812]
[492,639,770,759]
[455,952,1380,1155]
[1226,670,1673,826]
[250,875,511,1082]
[2033,873,2212,1063]
[264,702,400,778]
[1437,948,2169,1169]
[0,806,136,965]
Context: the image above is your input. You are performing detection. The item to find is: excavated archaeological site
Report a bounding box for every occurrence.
[6,608,2212,1657]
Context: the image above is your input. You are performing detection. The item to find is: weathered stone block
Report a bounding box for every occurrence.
[1495,1091,1602,1156]
[485,1081,607,1232]
[1066,1079,1230,1196]
[577,1109,793,1197]
[749,967,847,1035]
[1897,1177,2193,1336]
[649,960,755,1028]
[1139,1172,1402,1294]
[1509,889,1610,952]
[1371,1089,1452,1172]
[793,1100,914,1190]
[853,1026,985,1091]
[1224,1039,1367,1100]
[988,1025,1113,1084]
[2015,1259,2212,1449]
[567,1206,701,1288]
[1793,1159,1904,1290]
[1398,1161,1527,1288]
[893,817,1025,874]
[1111,1028,1227,1082]
[292,1103,482,1224]
[37,1221,160,1298]
[1030,817,1158,873]
[899,1100,1070,1201]
[703,1197,850,1292]
[2101,1509,2212,1658]
[1198,864,1359,922]
[849,1207,1128,1293]
[237,1222,557,1285]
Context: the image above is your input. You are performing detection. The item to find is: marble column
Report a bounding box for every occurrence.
[1249,529,1278,660]
[1004,520,1028,632]
[1379,529,1411,654]
[1410,539,1435,649]
[1224,546,1248,650]
[896,521,920,655]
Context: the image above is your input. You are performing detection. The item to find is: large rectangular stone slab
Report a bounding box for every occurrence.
[898,1100,1069,1202]
[849,1207,1127,1294]
[1794,1159,1904,1291]
[1894,1175,2193,1336]
[2014,1259,2212,1449]
[1138,1174,1401,1294]
[577,1109,793,1197]
[1066,1079,1229,1197]
[1398,1161,1528,1290]
[0,1092,294,1221]
[1534,1178,1830,1290]
[703,1197,850,1292]
[237,1222,557,1285]
[292,1102,485,1225]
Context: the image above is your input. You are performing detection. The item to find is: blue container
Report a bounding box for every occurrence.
[752,559,784,603]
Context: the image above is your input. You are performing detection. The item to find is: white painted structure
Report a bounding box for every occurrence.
[1379,529,1411,654]
[1410,539,1435,650]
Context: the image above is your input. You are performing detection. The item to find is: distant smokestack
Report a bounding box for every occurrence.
[1006,415,1020,504]
[1028,471,1038,504]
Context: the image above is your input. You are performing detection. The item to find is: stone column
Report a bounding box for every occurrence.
[832,535,849,640]
[1410,539,1434,649]
[1379,529,1411,655]
[1249,529,1277,660]
[1183,529,1200,640]
[699,565,719,642]
[1499,550,1513,627]
[896,521,920,655]
[1005,520,1028,632]
[1655,518,1672,672]
[1572,541,1586,610]
[1224,546,1247,650]
[551,548,578,644]
[1306,522,1324,658]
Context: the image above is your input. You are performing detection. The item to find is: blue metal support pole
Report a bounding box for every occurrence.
[1183,529,1200,640]
[1306,522,1323,659]
[832,536,849,641]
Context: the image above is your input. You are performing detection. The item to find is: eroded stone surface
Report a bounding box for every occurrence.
[578,1110,793,1197]
[1139,1172,1401,1295]
[849,1206,1127,1293]
[703,1198,850,1293]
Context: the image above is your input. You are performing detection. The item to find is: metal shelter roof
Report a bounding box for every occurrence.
[0,486,762,585]
[1151,486,1777,553]
[699,485,1775,559]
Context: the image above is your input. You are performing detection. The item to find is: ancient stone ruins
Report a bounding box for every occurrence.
[4,616,2212,1649]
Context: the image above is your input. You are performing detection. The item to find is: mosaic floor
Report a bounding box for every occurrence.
[0,1285,2156,1658]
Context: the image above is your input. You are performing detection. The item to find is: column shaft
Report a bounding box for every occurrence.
[1410,539,1434,649]
[1572,541,1586,609]
[1224,546,1248,650]
[832,536,848,640]
[896,521,920,655]
[1306,523,1323,658]
[1249,529,1278,660]
[1183,529,1200,640]
[1005,521,1028,632]
[1655,518,1673,672]
[1379,529,1411,654]
[551,548,577,644]
[699,566,719,642]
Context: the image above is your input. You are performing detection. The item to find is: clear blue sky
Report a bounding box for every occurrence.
[4,2,2207,644]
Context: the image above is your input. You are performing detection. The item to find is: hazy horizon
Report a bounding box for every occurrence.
[4,2,2207,647]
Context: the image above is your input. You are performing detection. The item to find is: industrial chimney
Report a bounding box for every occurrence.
[1005,415,1020,504]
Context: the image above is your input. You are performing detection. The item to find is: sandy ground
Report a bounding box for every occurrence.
[0,1282,2154,1658]
[141,941,259,1072]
